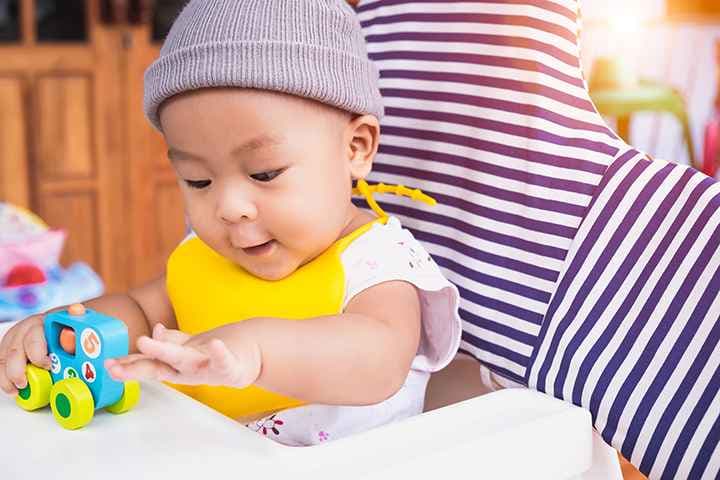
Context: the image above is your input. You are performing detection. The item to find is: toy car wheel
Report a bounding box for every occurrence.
[15,365,52,411]
[50,378,95,430]
[105,380,140,414]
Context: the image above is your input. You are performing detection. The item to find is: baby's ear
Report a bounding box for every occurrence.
[346,114,380,180]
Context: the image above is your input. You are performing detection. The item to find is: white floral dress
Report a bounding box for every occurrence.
[246,216,462,446]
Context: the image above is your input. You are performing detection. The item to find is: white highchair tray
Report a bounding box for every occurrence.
[0,373,617,479]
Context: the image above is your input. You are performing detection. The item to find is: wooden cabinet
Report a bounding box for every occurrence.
[0,0,187,292]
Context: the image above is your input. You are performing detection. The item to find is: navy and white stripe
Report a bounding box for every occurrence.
[359,0,720,478]
[528,153,720,479]
[357,0,621,383]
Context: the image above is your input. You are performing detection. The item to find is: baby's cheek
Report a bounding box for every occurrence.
[186,201,215,229]
[265,200,305,234]
[187,215,226,252]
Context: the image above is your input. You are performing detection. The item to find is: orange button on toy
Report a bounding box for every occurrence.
[68,303,86,316]
[59,328,76,355]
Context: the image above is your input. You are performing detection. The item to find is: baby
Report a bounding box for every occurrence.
[0,0,461,445]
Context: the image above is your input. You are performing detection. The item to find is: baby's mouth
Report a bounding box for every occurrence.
[242,239,276,257]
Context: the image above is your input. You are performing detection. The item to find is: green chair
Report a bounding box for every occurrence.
[589,58,697,169]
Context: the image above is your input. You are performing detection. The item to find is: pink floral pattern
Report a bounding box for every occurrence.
[248,414,284,436]
[365,260,379,270]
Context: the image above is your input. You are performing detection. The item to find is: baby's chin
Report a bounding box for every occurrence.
[243,263,296,282]
[226,249,299,281]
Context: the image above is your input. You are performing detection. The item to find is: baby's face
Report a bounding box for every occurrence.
[160,88,361,280]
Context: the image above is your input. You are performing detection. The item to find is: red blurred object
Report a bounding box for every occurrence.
[4,264,47,287]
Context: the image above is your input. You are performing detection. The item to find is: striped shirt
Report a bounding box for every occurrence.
[357,1,720,478]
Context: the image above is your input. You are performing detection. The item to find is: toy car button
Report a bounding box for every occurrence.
[68,303,86,316]
[59,327,76,355]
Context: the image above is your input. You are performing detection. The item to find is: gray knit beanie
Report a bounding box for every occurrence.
[144,0,383,131]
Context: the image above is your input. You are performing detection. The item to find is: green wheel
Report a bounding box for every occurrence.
[50,378,95,430]
[105,381,141,414]
[16,365,52,411]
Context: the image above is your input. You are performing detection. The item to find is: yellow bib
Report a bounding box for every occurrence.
[166,217,387,419]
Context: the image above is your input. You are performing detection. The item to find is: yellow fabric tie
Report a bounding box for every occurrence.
[352,178,437,218]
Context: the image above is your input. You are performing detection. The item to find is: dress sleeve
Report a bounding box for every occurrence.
[340,217,462,372]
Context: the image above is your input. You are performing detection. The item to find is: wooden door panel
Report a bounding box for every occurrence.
[1,46,94,70]
[0,77,29,208]
[37,191,99,268]
[35,75,94,179]
[32,73,100,274]
[126,23,185,285]
[156,181,186,266]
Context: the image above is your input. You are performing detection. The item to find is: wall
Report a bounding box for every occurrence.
[580,0,719,169]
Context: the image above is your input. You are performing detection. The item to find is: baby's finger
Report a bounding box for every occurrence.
[106,357,177,382]
[0,327,17,358]
[152,323,190,345]
[137,336,208,372]
[105,353,149,368]
[207,339,235,371]
[23,324,50,369]
[0,330,18,395]
[0,353,17,396]
[208,339,259,387]
[206,339,244,384]
[5,347,28,390]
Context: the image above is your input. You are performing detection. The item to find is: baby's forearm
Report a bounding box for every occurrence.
[221,314,412,405]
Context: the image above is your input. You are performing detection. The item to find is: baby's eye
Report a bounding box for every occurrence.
[185,179,211,189]
[250,169,285,183]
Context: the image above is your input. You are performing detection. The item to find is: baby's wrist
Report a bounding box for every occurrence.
[237,340,262,388]
[221,328,262,389]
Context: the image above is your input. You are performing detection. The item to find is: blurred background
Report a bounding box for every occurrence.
[0,0,719,296]
[581,0,720,173]
[0,0,188,304]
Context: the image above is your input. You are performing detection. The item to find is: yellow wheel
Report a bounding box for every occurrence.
[50,378,94,430]
[105,381,140,414]
[15,365,52,411]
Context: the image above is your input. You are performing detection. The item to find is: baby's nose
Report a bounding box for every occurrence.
[216,189,257,224]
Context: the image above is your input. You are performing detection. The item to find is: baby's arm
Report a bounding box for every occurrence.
[108,280,421,405]
[0,275,175,396]
[121,275,178,350]
[249,279,421,404]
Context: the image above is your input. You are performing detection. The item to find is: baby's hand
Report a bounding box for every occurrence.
[0,313,51,396]
[105,324,261,389]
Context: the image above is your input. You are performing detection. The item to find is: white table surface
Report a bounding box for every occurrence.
[0,321,619,480]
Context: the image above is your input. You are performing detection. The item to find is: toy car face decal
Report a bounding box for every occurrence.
[80,328,101,358]
[49,353,61,374]
[81,362,97,383]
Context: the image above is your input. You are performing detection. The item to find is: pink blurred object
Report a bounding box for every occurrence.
[703,119,719,177]
[0,230,67,283]
[0,203,104,322]
[703,39,720,178]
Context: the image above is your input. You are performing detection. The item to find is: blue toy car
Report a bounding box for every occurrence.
[15,304,140,429]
